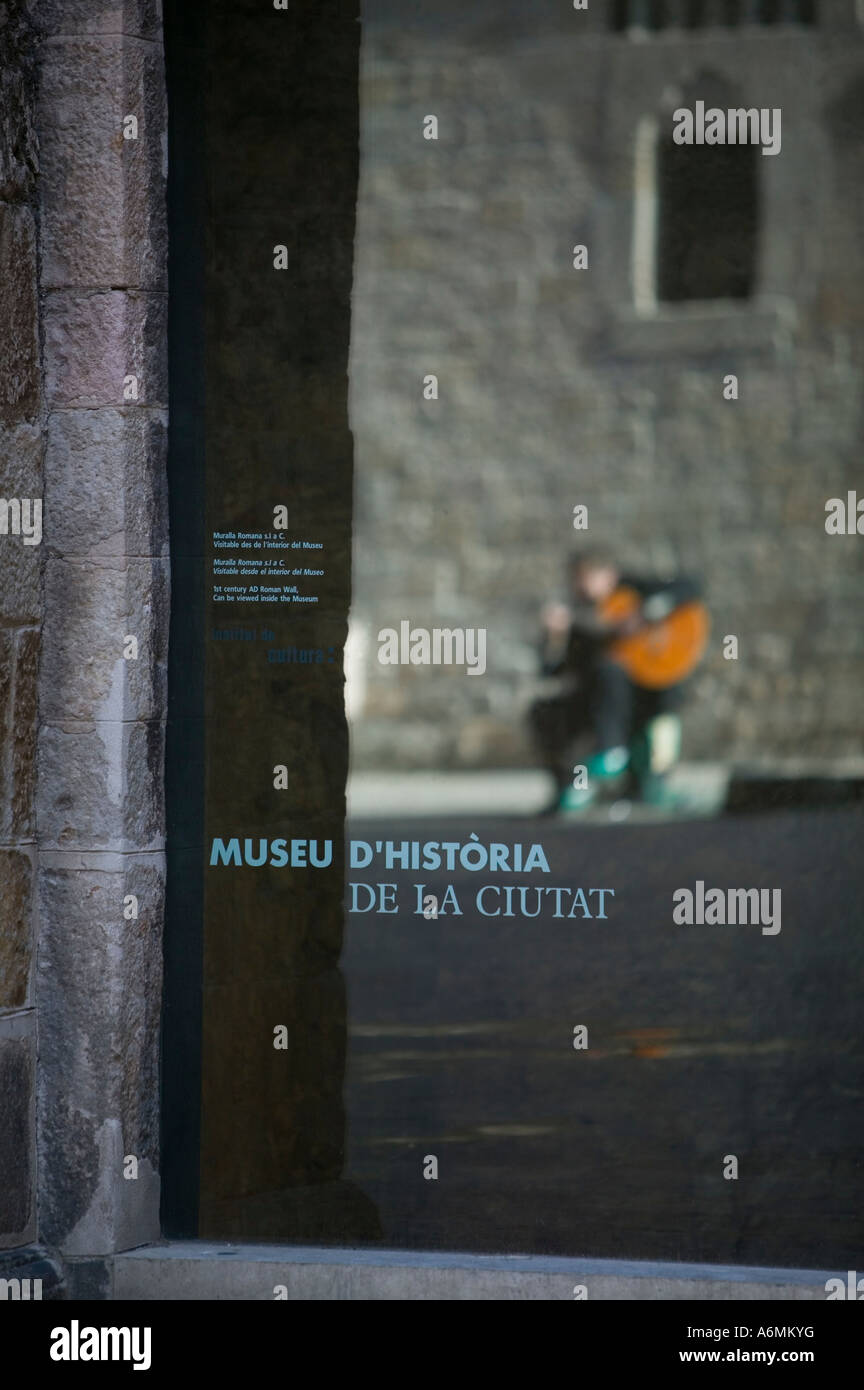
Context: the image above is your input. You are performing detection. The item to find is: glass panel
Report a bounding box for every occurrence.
[163,0,863,1270]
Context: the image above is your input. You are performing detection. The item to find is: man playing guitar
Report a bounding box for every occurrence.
[530,549,708,812]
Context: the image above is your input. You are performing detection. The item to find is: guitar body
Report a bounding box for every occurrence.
[601,586,710,690]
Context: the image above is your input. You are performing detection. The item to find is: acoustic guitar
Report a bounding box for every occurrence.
[600,585,710,690]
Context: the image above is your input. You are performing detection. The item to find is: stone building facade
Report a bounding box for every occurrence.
[349,0,864,771]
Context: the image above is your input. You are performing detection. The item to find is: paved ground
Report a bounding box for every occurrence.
[341,801,864,1268]
[347,766,729,820]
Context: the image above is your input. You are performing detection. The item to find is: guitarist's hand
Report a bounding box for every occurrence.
[614,611,644,637]
[541,602,572,636]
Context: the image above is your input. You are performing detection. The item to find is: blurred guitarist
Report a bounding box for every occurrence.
[530,549,707,812]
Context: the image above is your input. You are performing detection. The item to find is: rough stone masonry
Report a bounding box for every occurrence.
[0,0,169,1289]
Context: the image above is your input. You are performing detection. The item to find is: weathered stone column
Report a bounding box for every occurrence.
[0,0,42,1256]
[33,0,168,1259]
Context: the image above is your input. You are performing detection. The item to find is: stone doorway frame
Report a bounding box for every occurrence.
[31,0,168,1271]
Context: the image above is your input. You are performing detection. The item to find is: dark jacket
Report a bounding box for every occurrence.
[540,574,703,680]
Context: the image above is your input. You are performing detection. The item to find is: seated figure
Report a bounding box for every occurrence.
[529,549,707,812]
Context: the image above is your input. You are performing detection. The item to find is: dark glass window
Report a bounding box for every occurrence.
[656,136,759,301]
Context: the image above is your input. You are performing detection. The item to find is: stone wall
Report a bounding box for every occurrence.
[349,1,864,770]
[1,0,169,1276]
[0,0,170,1273]
[32,0,167,1263]
[0,0,42,1252]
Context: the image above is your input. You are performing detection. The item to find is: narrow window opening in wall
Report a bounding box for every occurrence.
[656,136,759,301]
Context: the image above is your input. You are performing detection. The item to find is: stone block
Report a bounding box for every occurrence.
[113,1243,836,1302]
[38,1108,160,1256]
[27,0,162,42]
[0,204,40,426]
[0,627,10,738]
[43,290,167,408]
[0,628,39,845]
[37,857,163,1253]
[0,1017,36,1247]
[44,407,168,559]
[0,2,39,203]
[37,718,165,851]
[10,628,39,841]
[64,1257,112,1300]
[0,850,34,1010]
[0,1244,65,1298]
[37,859,163,1139]
[37,35,166,289]
[0,422,43,624]
[40,555,168,722]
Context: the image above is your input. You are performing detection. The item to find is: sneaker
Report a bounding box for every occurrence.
[638,772,681,808]
[586,746,630,779]
[558,748,631,813]
[558,781,596,812]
